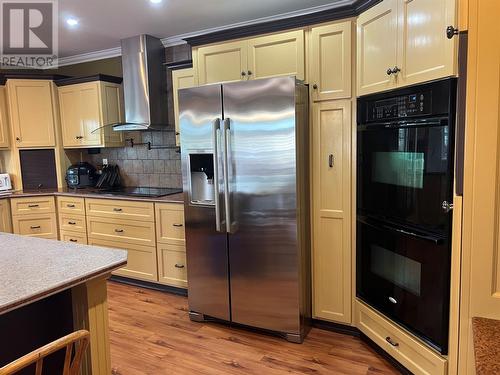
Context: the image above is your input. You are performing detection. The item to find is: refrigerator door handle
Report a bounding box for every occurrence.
[223,118,231,234]
[212,118,222,232]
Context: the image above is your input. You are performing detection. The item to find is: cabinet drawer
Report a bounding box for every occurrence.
[155,203,185,245]
[11,196,55,215]
[157,243,187,288]
[356,300,447,375]
[60,231,87,244]
[87,216,155,247]
[86,198,154,222]
[88,238,157,282]
[12,213,57,239]
[59,213,86,233]
[57,196,85,215]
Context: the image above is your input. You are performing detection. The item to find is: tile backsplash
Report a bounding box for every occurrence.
[66,130,182,189]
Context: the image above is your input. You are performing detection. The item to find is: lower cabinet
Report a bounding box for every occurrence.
[12,213,58,239]
[157,243,187,288]
[60,231,87,244]
[0,199,12,233]
[356,300,447,375]
[88,238,158,282]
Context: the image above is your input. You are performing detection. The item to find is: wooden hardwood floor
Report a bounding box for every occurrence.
[108,281,400,375]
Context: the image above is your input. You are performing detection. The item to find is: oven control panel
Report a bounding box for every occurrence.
[368,91,432,120]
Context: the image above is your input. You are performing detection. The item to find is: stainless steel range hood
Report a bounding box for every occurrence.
[113,35,168,131]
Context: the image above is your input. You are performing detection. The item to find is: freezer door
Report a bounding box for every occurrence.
[223,77,301,334]
[179,84,230,321]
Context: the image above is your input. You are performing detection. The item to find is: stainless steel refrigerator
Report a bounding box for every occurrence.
[178,76,311,343]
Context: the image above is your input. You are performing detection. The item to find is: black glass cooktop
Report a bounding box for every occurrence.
[96,187,182,198]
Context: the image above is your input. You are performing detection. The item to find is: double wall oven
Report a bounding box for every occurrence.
[356,78,457,354]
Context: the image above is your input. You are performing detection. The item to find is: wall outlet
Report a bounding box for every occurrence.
[102,158,108,165]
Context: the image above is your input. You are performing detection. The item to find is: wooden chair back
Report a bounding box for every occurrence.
[0,330,90,375]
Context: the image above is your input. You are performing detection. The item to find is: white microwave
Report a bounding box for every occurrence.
[0,173,12,191]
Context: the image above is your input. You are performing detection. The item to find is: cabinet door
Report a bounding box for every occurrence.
[197,40,248,85]
[357,0,399,96]
[172,68,195,146]
[79,82,102,146]
[157,243,187,288]
[58,85,83,147]
[0,199,12,233]
[0,87,10,148]
[7,80,56,147]
[312,100,352,324]
[100,82,124,147]
[397,0,457,87]
[311,22,352,101]
[155,202,185,246]
[247,30,305,80]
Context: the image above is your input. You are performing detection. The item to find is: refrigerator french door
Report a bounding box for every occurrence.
[179,77,311,342]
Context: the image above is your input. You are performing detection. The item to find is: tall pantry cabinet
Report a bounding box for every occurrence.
[309,20,354,325]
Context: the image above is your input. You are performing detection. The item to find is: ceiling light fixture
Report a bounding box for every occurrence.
[149,0,162,4]
[66,17,79,27]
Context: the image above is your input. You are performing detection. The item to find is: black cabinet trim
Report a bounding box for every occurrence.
[54,74,123,86]
[184,0,381,46]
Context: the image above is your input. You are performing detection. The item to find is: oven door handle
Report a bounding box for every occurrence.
[358,216,444,245]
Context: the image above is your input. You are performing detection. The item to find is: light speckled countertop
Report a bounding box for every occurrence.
[0,233,127,315]
[0,187,184,204]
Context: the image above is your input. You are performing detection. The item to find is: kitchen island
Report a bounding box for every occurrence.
[0,233,127,374]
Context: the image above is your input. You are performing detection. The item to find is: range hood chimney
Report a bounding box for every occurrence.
[113,35,168,131]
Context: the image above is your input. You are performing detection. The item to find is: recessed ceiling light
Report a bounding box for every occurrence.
[150,0,162,3]
[66,17,79,27]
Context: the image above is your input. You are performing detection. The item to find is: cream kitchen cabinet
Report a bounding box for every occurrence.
[196,30,305,85]
[310,21,352,101]
[357,0,457,96]
[311,100,352,324]
[11,196,57,240]
[0,87,10,149]
[172,68,196,146]
[58,80,124,148]
[0,199,12,233]
[6,80,57,148]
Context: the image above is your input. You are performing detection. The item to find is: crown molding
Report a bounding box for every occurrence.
[57,46,122,67]
[56,0,380,67]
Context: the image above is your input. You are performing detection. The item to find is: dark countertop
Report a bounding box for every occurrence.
[0,187,184,204]
[472,317,500,375]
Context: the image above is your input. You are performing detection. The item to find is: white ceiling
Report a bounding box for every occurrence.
[58,0,345,58]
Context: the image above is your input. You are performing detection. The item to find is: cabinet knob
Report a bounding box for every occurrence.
[30,225,41,230]
[28,204,39,208]
[385,337,399,347]
[312,84,318,89]
[68,221,76,225]
[172,223,183,227]
[113,208,122,212]
[67,204,76,208]
[114,228,124,233]
[241,71,246,77]
[328,154,334,168]
[75,135,83,139]
[174,263,185,269]
[387,68,393,76]
[15,137,20,142]
[69,239,77,242]
[247,70,252,76]
[446,25,459,39]
[391,66,401,75]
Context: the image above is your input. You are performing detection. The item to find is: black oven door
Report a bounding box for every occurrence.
[357,119,453,232]
[356,216,450,354]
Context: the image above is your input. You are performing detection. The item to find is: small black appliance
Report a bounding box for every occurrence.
[66,162,97,188]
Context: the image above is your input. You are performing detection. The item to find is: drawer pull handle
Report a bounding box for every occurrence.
[172,223,183,227]
[115,229,124,233]
[67,204,76,208]
[69,239,78,242]
[386,337,399,347]
[174,263,185,269]
[30,225,41,229]
[113,208,123,212]
[28,204,39,208]
[68,221,76,225]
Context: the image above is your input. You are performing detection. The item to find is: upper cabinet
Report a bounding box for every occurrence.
[197,40,248,85]
[196,30,305,85]
[357,0,457,96]
[246,30,304,81]
[0,87,10,149]
[172,68,196,146]
[6,80,57,148]
[58,80,124,148]
[310,21,352,101]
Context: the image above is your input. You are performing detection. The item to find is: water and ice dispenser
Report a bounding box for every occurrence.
[189,154,215,204]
